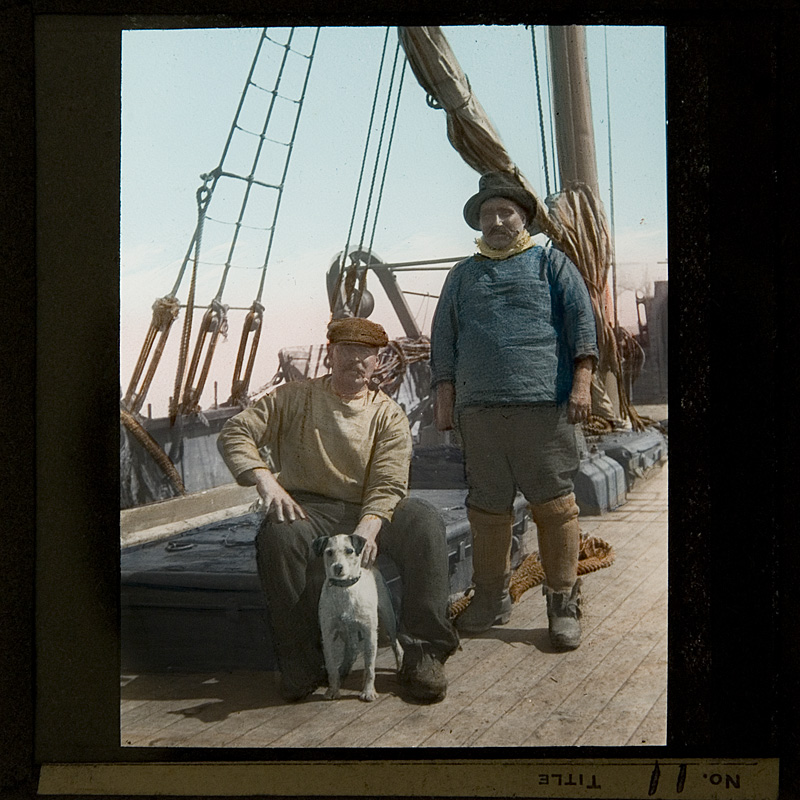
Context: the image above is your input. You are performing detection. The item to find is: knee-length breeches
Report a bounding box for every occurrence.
[458,404,579,514]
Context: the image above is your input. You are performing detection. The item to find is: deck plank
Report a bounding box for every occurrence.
[626,686,668,747]
[458,556,666,747]
[359,505,668,748]
[576,633,668,746]
[120,464,667,748]
[268,669,404,748]
[520,599,667,746]
[421,547,666,748]
[121,673,228,736]
[217,701,333,748]
[160,672,291,748]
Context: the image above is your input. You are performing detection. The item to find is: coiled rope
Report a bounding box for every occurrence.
[448,534,615,620]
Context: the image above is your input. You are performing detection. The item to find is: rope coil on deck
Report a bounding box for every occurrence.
[448,534,615,620]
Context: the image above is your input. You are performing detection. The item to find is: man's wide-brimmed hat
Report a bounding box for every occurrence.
[327,317,389,348]
[463,171,539,231]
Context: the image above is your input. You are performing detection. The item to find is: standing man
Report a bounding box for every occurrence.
[431,171,598,650]
[218,317,458,703]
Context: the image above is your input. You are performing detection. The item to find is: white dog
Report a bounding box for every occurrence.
[313,534,404,702]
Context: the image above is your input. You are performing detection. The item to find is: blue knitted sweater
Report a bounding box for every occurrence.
[430,245,599,410]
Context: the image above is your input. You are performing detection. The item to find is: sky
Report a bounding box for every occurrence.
[120,25,667,416]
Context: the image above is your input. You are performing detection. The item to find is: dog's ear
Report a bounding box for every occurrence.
[312,536,329,557]
[350,535,366,556]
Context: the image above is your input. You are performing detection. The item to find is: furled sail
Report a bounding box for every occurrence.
[546,182,615,370]
[397,26,560,242]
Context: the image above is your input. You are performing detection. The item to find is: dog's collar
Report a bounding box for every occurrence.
[328,575,361,587]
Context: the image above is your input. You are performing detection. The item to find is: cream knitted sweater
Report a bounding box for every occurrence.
[217,376,412,521]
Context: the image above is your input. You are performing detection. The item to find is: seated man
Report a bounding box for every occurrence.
[218,317,459,703]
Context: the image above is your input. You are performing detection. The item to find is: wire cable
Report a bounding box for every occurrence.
[531,26,552,197]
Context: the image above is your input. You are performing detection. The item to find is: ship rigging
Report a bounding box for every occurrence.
[120,25,664,508]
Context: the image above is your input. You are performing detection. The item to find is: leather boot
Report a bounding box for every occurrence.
[529,493,582,649]
[398,643,448,703]
[543,579,582,650]
[456,507,514,633]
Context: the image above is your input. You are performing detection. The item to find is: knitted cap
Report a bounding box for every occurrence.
[463,171,539,231]
[327,317,389,347]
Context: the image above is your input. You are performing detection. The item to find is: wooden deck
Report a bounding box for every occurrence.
[120,462,667,749]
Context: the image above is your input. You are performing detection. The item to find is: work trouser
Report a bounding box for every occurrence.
[458,404,579,513]
[255,492,459,679]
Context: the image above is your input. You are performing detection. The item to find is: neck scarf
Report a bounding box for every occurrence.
[476,229,536,260]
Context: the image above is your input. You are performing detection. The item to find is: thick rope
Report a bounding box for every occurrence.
[358,39,405,254]
[449,534,615,620]
[546,182,647,431]
[120,407,186,495]
[171,183,210,423]
[373,336,430,395]
[603,26,619,333]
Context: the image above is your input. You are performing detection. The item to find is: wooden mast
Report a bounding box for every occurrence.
[547,25,621,418]
[547,25,600,196]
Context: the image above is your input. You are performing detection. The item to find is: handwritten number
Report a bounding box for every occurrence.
[677,764,687,793]
[648,762,661,795]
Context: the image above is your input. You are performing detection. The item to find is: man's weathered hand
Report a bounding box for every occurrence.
[567,358,593,424]
[353,514,383,567]
[435,381,455,431]
[251,468,307,523]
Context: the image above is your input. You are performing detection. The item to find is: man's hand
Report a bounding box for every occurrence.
[434,381,455,431]
[250,468,307,523]
[353,514,383,567]
[567,357,594,424]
